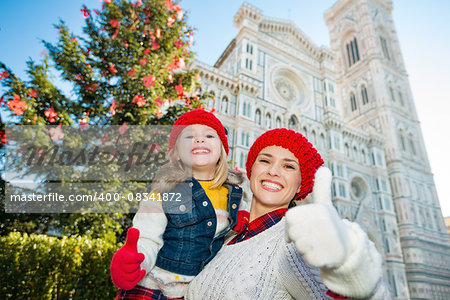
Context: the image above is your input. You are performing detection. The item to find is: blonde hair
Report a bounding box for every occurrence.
[169,145,228,189]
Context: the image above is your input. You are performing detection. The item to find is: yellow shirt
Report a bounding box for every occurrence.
[198,179,229,211]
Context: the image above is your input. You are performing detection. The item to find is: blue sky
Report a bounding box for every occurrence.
[1,0,449,217]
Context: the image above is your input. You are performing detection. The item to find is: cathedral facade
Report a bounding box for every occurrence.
[195,1,450,299]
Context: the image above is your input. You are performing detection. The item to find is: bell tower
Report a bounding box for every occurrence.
[325,0,450,298]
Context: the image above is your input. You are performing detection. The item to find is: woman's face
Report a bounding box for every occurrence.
[175,124,222,174]
[250,145,302,209]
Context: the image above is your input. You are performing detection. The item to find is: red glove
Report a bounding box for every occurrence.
[232,210,249,233]
[110,228,146,290]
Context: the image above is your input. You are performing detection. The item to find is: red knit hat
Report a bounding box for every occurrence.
[246,128,324,200]
[168,109,229,155]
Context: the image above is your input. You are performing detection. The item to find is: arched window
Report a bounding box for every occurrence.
[246,43,253,55]
[242,102,251,117]
[208,91,216,110]
[319,134,325,149]
[312,130,317,145]
[245,58,253,70]
[398,91,404,106]
[378,196,383,210]
[389,87,396,102]
[288,115,298,130]
[380,36,391,61]
[301,127,308,139]
[344,143,350,157]
[329,83,335,93]
[399,132,406,151]
[255,109,261,126]
[361,86,369,105]
[381,219,387,232]
[426,210,432,229]
[265,113,272,129]
[330,97,336,107]
[346,37,360,67]
[221,96,228,113]
[384,238,390,253]
[276,117,282,128]
[350,93,357,111]
[408,136,417,155]
[419,209,425,228]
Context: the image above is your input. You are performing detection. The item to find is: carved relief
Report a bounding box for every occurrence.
[274,77,297,102]
[270,67,309,107]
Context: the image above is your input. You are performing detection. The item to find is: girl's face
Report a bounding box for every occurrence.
[176,124,222,176]
[250,145,302,209]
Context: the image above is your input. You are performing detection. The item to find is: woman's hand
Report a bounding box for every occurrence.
[110,228,147,290]
[286,167,384,298]
[285,167,352,269]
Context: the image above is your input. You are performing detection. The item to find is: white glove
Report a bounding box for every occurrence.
[286,166,352,269]
[286,166,383,298]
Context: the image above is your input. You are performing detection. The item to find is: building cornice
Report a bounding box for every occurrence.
[233,2,264,28]
[325,0,393,26]
[259,18,333,62]
[196,61,261,96]
[324,113,384,146]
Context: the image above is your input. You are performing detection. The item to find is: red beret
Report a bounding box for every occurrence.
[168,109,229,155]
[246,128,323,200]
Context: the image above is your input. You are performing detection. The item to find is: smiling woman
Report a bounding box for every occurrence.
[249,145,303,218]
[186,128,390,299]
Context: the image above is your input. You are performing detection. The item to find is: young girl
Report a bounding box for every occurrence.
[110,109,244,299]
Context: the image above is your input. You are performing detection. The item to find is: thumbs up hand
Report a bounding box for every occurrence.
[110,228,147,290]
[285,167,353,269]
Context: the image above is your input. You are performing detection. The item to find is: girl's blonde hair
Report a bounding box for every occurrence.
[169,145,228,189]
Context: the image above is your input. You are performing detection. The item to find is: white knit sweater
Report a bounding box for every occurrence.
[186,219,330,299]
[186,219,390,300]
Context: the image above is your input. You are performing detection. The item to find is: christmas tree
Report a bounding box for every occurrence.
[0,0,209,240]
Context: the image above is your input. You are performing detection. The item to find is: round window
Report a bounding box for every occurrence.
[274,77,297,102]
[271,68,308,106]
[350,177,367,200]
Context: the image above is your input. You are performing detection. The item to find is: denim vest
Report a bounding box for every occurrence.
[154,178,242,276]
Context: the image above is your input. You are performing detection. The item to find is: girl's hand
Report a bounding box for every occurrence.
[110,228,146,290]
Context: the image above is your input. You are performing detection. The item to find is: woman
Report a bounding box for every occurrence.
[186,128,389,299]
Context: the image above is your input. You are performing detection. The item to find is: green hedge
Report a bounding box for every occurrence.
[0,232,120,299]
